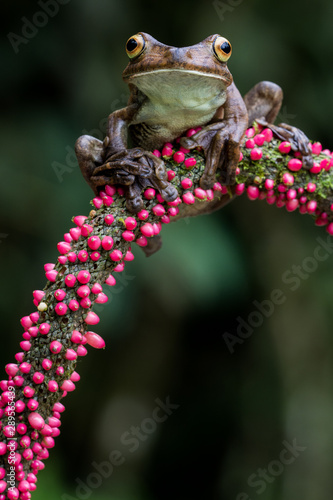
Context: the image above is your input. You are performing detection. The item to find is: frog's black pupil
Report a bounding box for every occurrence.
[127,38,138,52]
[220,42,230,54]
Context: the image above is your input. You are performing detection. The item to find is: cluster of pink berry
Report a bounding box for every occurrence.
[237,126,333,233]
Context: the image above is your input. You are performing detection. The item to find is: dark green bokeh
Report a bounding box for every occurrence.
[1,1,333,499]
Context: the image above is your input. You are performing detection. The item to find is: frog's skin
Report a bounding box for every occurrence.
[75,32,313,255]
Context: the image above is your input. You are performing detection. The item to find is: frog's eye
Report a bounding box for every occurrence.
[126,34,145,59]
[213,36,232,63]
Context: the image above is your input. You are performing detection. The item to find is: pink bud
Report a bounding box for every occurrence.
[77,270,91,284]
[307,200,317,213]
[286,188,297,200]
[288,158,302,171]
[247,186,259,200]
[124,250,134,261]
[136,235,148,247]
[181,178,192,189]
[44,263,55,271]
[312,142,322,155]
[20,316,33,329]
[84,331,105,349]
[122,230,135,242]
[50,341,62,354]
[194,188,207,200]
[77,345,87,357]
[173,151,185,163]
[285,199,299,212]
[33,290,45,302]
[250,148,263,160]
[15,400,25,412]
[101,236,114,250]
[54,289,66,301]
[167,169,175,180]
[5,364,19,377]
[23,386,35,398]
[32,372,44,384]
[65,274,76,287]
[47,381,59,393]
[92,197,103,209]
[45,270,58,282]
[28,412,45,430]
[144,188,156,200]
[73,215,87,226]
[104,214,114,225]
[69,227,81,240]
[84,311,100,325]
[60,380,75,392]
[114,262,125,272]
[110,249,123,261]
[95,293,108,304]
[81,224,93,237]
[88,235,101,250]
[7,487,20,500]
[42,359,52,370]
[20,341,31,351]
[13,376,24,387]
[306,182,316,192]
[162,146,173,157]
[125,217,137,230]
[91,283,103,294]
[67,252,77,263]
[68,299,80,311]
[137,210,149,220]
[65,349,77,360]
[105,274,116,286]
[70,330,83,343]
[15,352,24,362]
[153,149,161,157]
[19,362,31,373]
[77,285,90,298]
[184,157,197,168]
[55,302,67,316]
[161,215,170,224]
[78,250,88,262]
[57,241,71,255]
[27,399,38,411]
[183,192,195,205]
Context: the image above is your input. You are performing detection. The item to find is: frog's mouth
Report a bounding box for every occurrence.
[128,69,228,112]
[124,68,232,87]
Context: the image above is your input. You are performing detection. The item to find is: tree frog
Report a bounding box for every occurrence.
[75,31,312,217]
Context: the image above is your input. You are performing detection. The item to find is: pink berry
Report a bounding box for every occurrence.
[68,299,79,311]
[265,179,275,190]
[312,142,322,155]
[140,223,155,238]
[183,192,195,205]
[144,188,156,200]
[181,178,192,190]
[285,199,299,212]
[27,400,38,411]
[67,252,77,263]
[306,182,316,192]
[167,170,176,180]
[173,151,185,163]
[65,349,77,360]
[104,214,114,225]
[286,189,297,200]
[46,269,58,282]
[28,412,45,430]
[247,186,259,200]
[168,206,179,217]
[57,241,71,255]
[47,381,58,393]
[73,215,87,226]
[152,149,161,157]
[254,133,265,146]
[287,158,302,171]
[235,183,245,195]
[77,345,88,357]
[184,157,197,169]
[84,331,106,349]
[105,274,116,286]
[5,364,19,377]
[326,223,333,235]
[32,372,44,384]
[33,290,45,303]
[278,141,291,154]
[282,172,294,186]
[250,148,263,160]
[19,362,31,373]
[101,236,114,250]
[90,251,101,261]
[77,270,91,284]
[95,292,108,304]
[262,128,273,142]
[87,236,101,250]
[124,217,137,230]
[20,341,31,351]
[194,188,207,200]
[76,285,90,298]
[84,311,100,325]
[110,249,123,261]
[137,210,149,220]
[55,302,67,316]
[70,330,83,343]
[54,289,66,301]
[122,230,135,242]
[162,146,173,157]
[42,359,52,370]
[136,235,148,247]
[50,341,62,354]
[92,197,103,209]
[61,380,76,392]
[152,204,166,216]
[307,200,317,212]
[245,139,255,149]
[81,224,93,237]
[78,250,88,262]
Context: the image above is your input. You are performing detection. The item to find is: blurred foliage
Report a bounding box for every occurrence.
[1,1,333,499]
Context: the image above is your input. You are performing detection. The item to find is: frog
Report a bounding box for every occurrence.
[75,32,313,254]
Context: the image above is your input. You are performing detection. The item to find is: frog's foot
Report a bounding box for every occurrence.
[180,124,241,188]
[91,147,178,213]
[75,135,105,195]
[141,235,163,257]
[257,119,313,169]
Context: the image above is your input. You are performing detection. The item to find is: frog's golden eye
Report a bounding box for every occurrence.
[213,36,232,62]
[126,34,145,59]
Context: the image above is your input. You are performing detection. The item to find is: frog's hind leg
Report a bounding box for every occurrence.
[244,81,313,169]
[243,81,283,126]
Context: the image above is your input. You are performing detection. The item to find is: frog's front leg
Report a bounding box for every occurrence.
[75,106,178,213]
[180,83,248,188]
[243,81,313,168]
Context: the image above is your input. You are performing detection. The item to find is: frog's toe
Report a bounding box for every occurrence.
[200,173,215,190]
[180,137,197,149]
[161,184,178,202]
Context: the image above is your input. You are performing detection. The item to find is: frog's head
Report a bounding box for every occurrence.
[122,32,233,89]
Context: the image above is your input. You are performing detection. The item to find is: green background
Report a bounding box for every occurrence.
[1,1,333,499]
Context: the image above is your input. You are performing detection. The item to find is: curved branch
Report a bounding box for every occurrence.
[0,124,332,499]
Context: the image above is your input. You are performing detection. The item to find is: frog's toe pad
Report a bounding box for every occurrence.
[161,184,178,202]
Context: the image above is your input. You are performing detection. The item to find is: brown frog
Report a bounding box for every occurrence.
[75,32,312,252]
